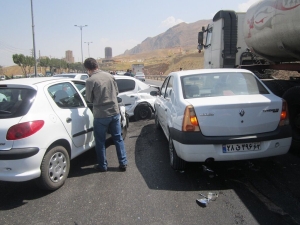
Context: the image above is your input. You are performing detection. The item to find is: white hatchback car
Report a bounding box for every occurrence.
[53,73,89,80]
[152,69,292,170]
[0,77,128,190]
[114,75,158,120]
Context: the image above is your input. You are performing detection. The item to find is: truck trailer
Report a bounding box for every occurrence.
[197,0,300,149]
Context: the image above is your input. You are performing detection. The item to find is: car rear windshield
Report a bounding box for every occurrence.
[0,88,36,118]
[181,72,269,99]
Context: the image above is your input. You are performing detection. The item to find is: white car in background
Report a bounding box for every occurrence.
[114,75,158,120]
[53,73,89,80]
[152,69,292,170]
[0,77,128,190]
[134,72,145,82]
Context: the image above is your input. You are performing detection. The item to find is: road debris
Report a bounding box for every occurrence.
[197,192,218,207]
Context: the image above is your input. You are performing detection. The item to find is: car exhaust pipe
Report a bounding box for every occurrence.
[205,158,215,164]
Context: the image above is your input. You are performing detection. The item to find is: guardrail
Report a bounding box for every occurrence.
[145,75,166,80]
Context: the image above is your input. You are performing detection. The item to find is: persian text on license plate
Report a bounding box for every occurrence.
[222,142,261,153]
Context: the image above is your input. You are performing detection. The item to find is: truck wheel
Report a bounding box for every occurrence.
[135,105,152,120]
[169,136,186,170]
[36,146,70,191]
[283,87,300,148]
[263,80,284,97]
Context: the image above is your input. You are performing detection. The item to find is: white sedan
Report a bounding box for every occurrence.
[152,69,292,170]
[134,72,145,82]
[0,77,128,190]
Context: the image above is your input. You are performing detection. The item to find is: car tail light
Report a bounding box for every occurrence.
[6,120,45,140]
[182,105,200,132]
[279,100,289,126]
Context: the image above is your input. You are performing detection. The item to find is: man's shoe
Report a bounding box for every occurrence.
[93,165,107,172]
[119,164,127,171]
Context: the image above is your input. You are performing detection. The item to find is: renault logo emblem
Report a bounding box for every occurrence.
[239,109,245,117]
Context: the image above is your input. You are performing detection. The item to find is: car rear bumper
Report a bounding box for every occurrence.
[0,147,39,160]
[0,148,45,182]
[173,137,292,162]
[169,125,292,145]
[169,125,292,162]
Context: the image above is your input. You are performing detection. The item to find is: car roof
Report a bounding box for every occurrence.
[0,77,84,86]
[170,68,253,76]
[56,73,88,75]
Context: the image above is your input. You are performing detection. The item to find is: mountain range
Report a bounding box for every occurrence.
[123,19,211,55]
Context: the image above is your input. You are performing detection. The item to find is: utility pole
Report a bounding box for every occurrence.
[84,41,93,57]
[74,25,88,64]
[30,0,37,77]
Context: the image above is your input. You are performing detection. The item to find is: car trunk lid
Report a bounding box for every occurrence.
[186,95,282,136]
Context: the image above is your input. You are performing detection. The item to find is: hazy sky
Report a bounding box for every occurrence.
[0,0,257,67]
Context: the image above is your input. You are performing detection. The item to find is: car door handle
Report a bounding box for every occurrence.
[165,108,167,112]
[130,96,135,98]
[66,118,72,123]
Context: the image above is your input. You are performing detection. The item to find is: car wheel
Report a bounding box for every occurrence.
[169,136,186,170]
[135,105,152,120]
[155,113,161,130]
[36,146,70,191]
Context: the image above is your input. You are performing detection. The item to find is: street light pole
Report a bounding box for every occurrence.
[84,41,93,57]
[74,25,87,64]
[30,0,37,77]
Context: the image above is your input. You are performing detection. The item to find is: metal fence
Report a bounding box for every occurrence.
[145,75,166,81]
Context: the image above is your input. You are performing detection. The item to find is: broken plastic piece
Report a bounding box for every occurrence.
[196,198,209,207]
[207,192,218,201]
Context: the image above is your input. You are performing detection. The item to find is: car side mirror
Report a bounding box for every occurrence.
[150,90,160,96]
[117,96,122,103]
[198,31,204,52]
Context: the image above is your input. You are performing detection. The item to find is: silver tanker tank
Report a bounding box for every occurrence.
[243,0,300,63]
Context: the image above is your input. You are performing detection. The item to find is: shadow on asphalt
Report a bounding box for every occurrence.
[134,122,300,225]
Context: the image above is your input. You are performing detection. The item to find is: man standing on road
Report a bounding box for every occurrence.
[84,58,128,172]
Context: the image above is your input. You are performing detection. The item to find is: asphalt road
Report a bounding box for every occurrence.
[1,117,300,225]
[1,79,300,225]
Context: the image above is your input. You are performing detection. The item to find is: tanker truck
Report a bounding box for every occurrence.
[197,0,300,149]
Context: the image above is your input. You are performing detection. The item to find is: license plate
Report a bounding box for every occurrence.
[222,142,261,153]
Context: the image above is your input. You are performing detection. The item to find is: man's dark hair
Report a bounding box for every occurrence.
[84,58,98,70]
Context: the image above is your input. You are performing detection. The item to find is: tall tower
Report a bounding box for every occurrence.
[65,50,74,63]
[105,47,112,59]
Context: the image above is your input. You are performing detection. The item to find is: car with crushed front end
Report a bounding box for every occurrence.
[113,75,159,120]
[151,69,292,170]
[0,77,128,191]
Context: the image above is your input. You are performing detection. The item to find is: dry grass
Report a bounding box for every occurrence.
[3,49,298,79]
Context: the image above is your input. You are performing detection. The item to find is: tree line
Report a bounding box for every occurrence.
[12,54,85,76]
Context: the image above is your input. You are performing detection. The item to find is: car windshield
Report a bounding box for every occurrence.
[0,88,36,118]
[181,72,269,99]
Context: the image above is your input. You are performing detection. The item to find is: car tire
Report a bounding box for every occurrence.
[36,146,70,191]
[155,113,161,130]
[283,86,300,149]
[135,105,152,120]
[169,136,186,170]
